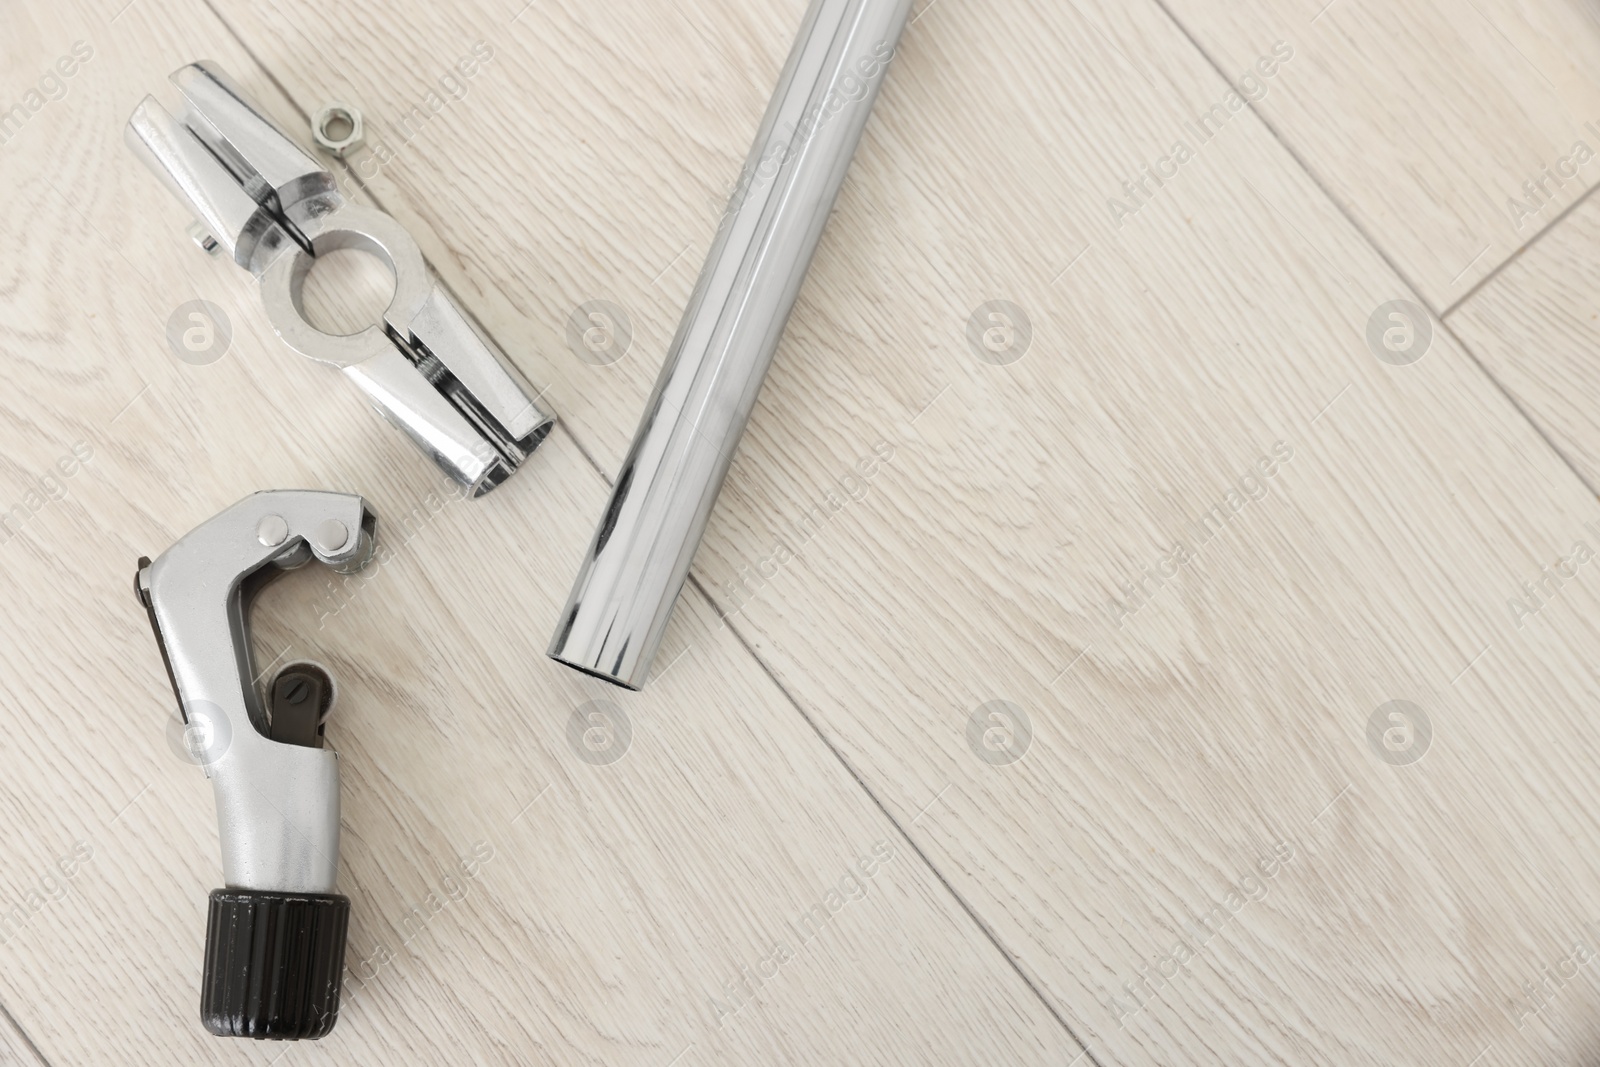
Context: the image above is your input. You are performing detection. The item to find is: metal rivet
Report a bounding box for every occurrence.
[256,515,289,547]
[312,519,350,554]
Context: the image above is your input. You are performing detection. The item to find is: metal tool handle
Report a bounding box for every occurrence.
[138,491,373,1040]
[549,0,913,688]
[137,490,373,893]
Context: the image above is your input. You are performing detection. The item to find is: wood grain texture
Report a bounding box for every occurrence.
[1449,191,1600,493]
[0,1,1084,1064]
[1159,0,1600,309]
[9,0,1600,1062]
[200,0,1600,1061]
[685,1,1600,1060]
[0,1010,45,1067]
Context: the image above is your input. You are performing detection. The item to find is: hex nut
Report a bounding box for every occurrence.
[311,105,364,158]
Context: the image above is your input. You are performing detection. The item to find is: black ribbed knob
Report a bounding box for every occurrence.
[201,889,350,1039]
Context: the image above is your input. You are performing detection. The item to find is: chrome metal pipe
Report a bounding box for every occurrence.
[549,0,912,689]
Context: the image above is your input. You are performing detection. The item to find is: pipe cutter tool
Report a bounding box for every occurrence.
[137,490,376,1039]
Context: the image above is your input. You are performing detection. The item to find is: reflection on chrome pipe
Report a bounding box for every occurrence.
[549,0,913,689]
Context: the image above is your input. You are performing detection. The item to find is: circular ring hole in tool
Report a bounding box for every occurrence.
[260,205,432,366]
[298,243,398,337]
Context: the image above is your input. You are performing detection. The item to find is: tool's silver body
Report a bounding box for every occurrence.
[549,0,912,689]
[126,64,552,496]
[138,491,374,893]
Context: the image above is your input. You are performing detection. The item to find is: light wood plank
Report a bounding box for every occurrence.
[1159,0,1600,308]
[0,1,1084,1063]
[1449,192,1600,493]
[0,1010,44,1067]
[15,0,1600,1060]
[206,0,1600,1061]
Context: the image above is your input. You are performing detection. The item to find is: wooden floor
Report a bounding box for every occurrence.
[5,0,1600,1062]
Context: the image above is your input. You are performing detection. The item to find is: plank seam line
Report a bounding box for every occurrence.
[532,399,1108,1062]
[1141,0,1590,324]
[0,998,51,1067]
[196,7,1101,1057]
[199,0,320,137]
[684,571,1108,1066]
[198,11,1107,1054]
[1440,178,1600,320]
[1144,0,1600,501]
[1437,317,1600,497]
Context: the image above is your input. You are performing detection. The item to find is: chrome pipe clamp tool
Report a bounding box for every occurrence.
[126,63,552,496]
[137,490,377,1039]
